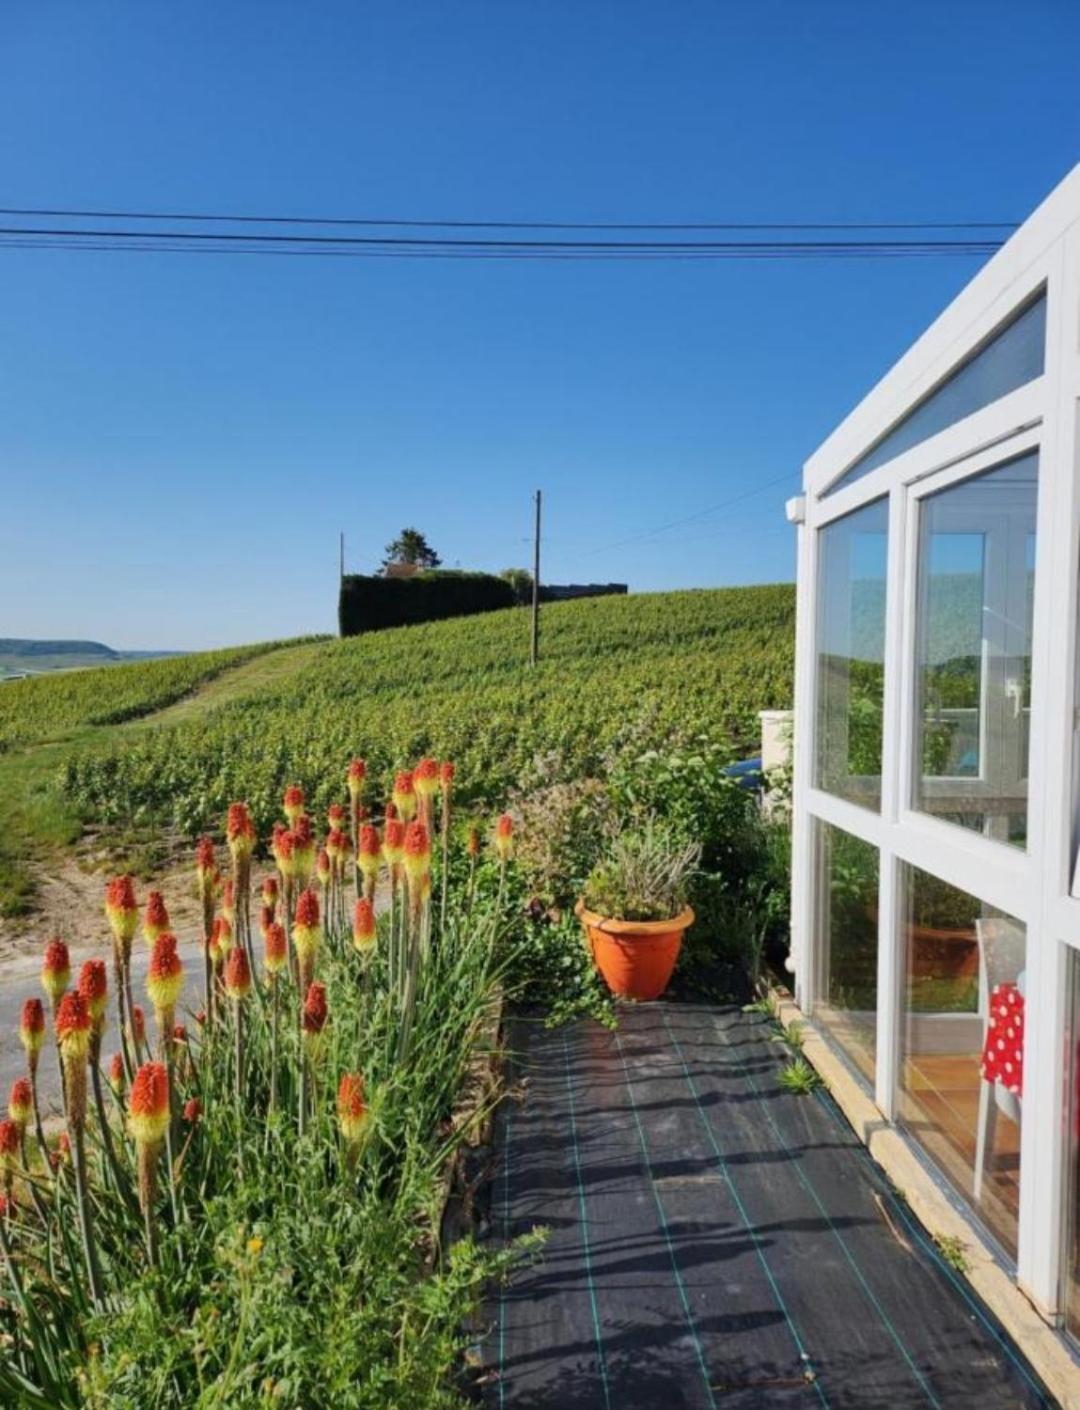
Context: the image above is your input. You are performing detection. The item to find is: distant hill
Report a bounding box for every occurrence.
[0,639,184,680]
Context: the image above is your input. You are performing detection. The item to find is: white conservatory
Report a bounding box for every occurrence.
[790,163,1080,1339]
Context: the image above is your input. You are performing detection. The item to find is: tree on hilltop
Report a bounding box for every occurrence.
[381,528,442,573]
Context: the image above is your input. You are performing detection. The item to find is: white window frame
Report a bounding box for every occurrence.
[791,164,1080,1322]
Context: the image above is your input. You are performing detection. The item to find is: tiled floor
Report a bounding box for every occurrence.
[483,1003,1056,1409]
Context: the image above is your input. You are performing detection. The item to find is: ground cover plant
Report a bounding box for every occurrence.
[59,586,794,839]
[0,761,533,1409]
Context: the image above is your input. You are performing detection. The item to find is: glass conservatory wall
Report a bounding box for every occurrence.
[814,824,879,1083]
[814,498,888,810]
[897,867,1025,1257]
[913,453,1038,848]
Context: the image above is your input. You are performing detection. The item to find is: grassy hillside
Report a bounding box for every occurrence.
[61,585,795,837]
[0,637,317,747]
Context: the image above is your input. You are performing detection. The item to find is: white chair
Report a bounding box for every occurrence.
[973,917,1025,1204]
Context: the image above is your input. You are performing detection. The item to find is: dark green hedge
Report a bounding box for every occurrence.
[338,571,516,636]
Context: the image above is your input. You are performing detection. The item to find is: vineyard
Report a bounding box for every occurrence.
[0,638,315,749]
[58,585,796,841]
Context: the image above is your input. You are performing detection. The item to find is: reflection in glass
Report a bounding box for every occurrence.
[914,453,1037,847]
[899,866,1024,1257]
[815,499,888,810]
[814,825,879,1084]
[826,293,1045,495]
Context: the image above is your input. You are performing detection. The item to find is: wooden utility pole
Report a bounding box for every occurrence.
[339,531,345,584]
[530,490,542,666]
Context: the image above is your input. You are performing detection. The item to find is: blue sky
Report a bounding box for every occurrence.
[1,3,1078,649]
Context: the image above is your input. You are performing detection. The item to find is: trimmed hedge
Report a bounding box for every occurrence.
[339,570,516,636]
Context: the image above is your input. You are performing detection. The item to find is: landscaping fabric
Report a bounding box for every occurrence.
[482,1002,1058,1409]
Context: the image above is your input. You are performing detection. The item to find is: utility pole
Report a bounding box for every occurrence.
[339,531,345,584]
[530,490,542,666]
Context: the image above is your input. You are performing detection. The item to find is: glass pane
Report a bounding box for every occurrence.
[1066,949,1080,1343]
[815,498,888,810]
[899,865,1025,1257]
[815,824,879,1084]
[913,452,1038,847]
[826,293,1045,495]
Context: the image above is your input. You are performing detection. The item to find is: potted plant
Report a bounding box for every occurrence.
[575,823,699,1000]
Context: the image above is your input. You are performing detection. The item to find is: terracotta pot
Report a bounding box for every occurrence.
[575,899,694,1001]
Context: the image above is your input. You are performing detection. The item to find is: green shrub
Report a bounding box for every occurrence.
[338,570,515,635]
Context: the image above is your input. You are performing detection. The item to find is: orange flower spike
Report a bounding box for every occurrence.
[357,825,381,882]
[210,915,232,970]
[142,890,170,948]
[146,934,184,1018]
[352,898,377,957]
[56,991,92,1128]
[384,800,398,821]
[183,1097,202,1124]
[382,818,405,869]
[327,828,348,865]
[20,998,46,1062]
[8,1078,32,1132]
[391,770,417,822]
[316,848,331,887]
[292,888,323,980]
[77,959,109,1033]
[346,758,366,798]
[495,813,515,862]
[222,878,236,924]
[107,1053,125,1096]
[41,938,71,1008]
[131,1005,147,1049]
[301,982,328,1060]
[327,802,346,832]
[259,903,275,940]
[467,826,481,858]
[283,784,305,824]
[128,1061,170,1149]
[226,802,256,859]
[337,1071,369,1146]
[0,1119,18,1184]
[224,946,252,1002]
[403,821,431,886]
[264,921,288,977]
[413,757,440,801]
[195,835,216,888]
[440,759,455,791]
[261,875,279,908]
[105,875,139,947]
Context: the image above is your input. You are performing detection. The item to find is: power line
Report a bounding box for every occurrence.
[583,468,802,558]
[0,203,1021,233]
[0,224,1004,261]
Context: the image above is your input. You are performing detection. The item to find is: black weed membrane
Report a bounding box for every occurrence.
[477,1001,1059,1409]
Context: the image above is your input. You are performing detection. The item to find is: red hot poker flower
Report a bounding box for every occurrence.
[467,826,481,858]
[105,876,139,944]
[147,934,184,1015]
[440,759,455,788]
[495,813,515,861]
[352,898,377,956]
[128,1062,170,1148]
[131,1006,147,1047]
[183,1097,202,1124]
[302,982,328,1040]
[142,890,170,947]
[56,990,92,1062]
[226,802,256,857]
[264,921,288,976]
[403,821,431,884]
[20,998,46,1057]
[347,758,366,795]
[224,946,252,1001]
[196,835,216,879]
[283,785,305,823]
[316,848,332,886]
[337,1072,369,1145]
[77,958,108,1029]
[413,757,440,799]
[0,1119,19,1174]
[261,875,279,906]
[327,802,346,830]
[9,1078,32,1131]
[41,939,71,1006]
[107,1053,125,1095]
[357,824,380,872]
[382,819,405,867]
[392,771,417,821]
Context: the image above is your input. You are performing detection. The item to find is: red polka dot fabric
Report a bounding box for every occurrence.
[980,982,1024,1096]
